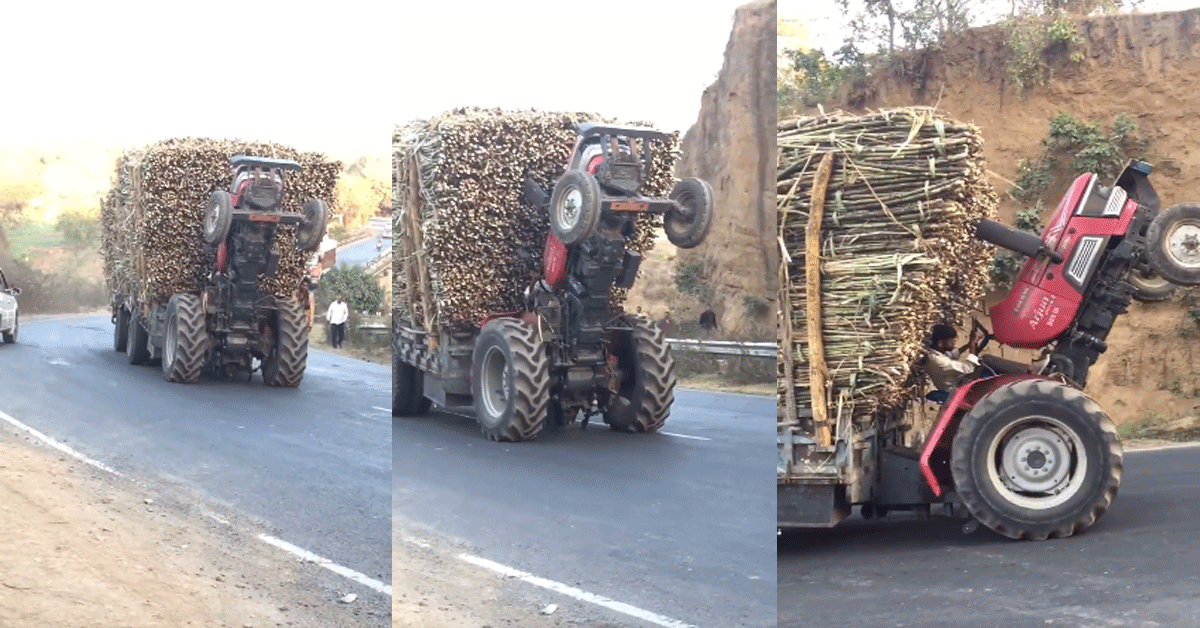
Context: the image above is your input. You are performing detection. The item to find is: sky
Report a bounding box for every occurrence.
[781,0,1200,56]
[0,0,750,159]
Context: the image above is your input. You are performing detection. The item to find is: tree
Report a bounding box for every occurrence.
[55,210,100,248]
[316,264,385,315]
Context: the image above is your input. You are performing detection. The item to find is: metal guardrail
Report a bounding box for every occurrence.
[666,338,775,358]
[368,217,390,232]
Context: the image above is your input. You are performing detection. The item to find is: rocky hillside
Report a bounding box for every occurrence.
[627,0,777,342]
[821,8,1200,431]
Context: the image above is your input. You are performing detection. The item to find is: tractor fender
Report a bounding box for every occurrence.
[918,374,1042,497]
[543,233,567,288]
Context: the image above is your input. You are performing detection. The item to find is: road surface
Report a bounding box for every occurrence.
[393,389,777,628]
[778,445,1200,628]
[338,231,387,268]
[0,316,392,624]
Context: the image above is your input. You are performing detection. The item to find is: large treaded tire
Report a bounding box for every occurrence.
[126,308,151,365]
[203,191,234,246]
[263,298,308,388]
[548,170,602,246]
[114,306,130,352]
[605,316,676,433]
[296,199,329,252]
[665,178,715,250]
[951,379,1123,541]
[1145,203,1200,287]
[1128,269,1176,303]
[161,294,208,384]
[470,318,550,442]
[2,313,16,344]
[393,356,432,417]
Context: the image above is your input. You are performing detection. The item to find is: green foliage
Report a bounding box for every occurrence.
[784,48,851,109]
[742,295,771,320]
[55,210,100,249]
[989,203,1046,291]
[674,258,716,305]
[1011,157,1053,205]
[1045,112,1145,180]
[1002,12,1085,96]
[316,264,384,315]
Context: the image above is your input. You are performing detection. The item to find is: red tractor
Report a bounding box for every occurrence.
[779,160,1200,540]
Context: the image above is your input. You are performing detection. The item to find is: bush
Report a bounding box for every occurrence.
[55,211,100,249]
[315,264,384,315]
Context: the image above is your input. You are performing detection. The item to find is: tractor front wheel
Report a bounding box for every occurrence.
[126,307,151,365]
[665,178,715,249]
[263,298,308,388]
[203,191,234,246]
[604,316,676,433]
[1128,268,1176,303]
[951,379,1123,540]
[1146,203,1200,286]
[549,170,602,245]
[114,306,130,352]
[296,199,329,252]
[393,357,432,417]
[470,318,550,442]
[161,293,208,384]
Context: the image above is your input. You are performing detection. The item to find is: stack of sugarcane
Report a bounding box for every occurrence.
[778,107,1000,424]
[392,107,679,332]
[101,138,341,307]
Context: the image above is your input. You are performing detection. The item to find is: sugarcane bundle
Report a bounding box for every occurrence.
[778,107,1000,423]
[100,138,341,307]
[392,107,679,331]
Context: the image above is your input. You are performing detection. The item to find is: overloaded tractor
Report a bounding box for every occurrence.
[114,156,329,387]
[779,159,1200,540]
[394,123,716,441]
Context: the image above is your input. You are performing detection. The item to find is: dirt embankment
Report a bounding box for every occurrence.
[826,8,1200,432]
[628,0,777,342]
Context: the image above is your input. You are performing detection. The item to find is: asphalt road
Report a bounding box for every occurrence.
[337,231,386,268]
[393,389,777,628]
[778,445,1200,628]
[0,317,392,595]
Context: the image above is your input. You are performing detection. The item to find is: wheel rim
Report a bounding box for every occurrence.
[986,416,1087,510]
[557,187,582,230]
[479,346,510,428]
[164,311,178,368]
[669,191,697,233]
[204,201,220,237]
[1164,219,1200,270]
[1131,269,1170,291]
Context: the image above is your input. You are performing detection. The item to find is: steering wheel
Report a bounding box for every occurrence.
[970,317,994,354]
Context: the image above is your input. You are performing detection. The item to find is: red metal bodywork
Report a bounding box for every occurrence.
[918,374,1041,496]
[541,154,605,288]
[989,173,1139,348]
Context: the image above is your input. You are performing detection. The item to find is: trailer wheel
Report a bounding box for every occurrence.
[263,298,308,388]
[549,170,602,245]
[114,306,130,352]
[161,294,208,384]
[393,357,431,417]
[471,318,550,442]
[296,199,329,252]
[1128,269,1176,303]
[203,191,234,246]
[665,178,715,250]
[604,316,676,433]
[1146,203,1200,287]
[951,379,1123,541]
[126,308,151,365]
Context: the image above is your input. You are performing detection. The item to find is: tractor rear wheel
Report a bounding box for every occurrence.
[296,199,329,252]
[1128,269,1176,302]
[666,178,715,250]
[549,170,602,245]
[1146,203,1200,286]
[114,306,130,352]
[161,294,208,384]
[203,191,234,246]
[470,318,550,442]
[393,356,431,417]
[263,297,308,388]
[126,308,151,365]
[604,316,676,433]
[951,379,1122,540]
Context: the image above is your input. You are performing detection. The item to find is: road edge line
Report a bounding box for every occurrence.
[258,534,392,597]
[1125,441,1200,453]
[0,410,124,476]
[457,552,697,628]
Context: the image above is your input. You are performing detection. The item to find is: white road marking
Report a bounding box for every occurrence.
[458,553,696,628]
[48,358,71,366]
[203,511,232,526]
[0,408,389,599]
[372,406,391,413]
[0,410,123,476]
[662,431,711,441]
[1126,441,1200,453]
[258,534,392,596]
[401,536,432,549]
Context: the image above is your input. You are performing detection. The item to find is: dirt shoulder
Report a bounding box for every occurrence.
[0,430,380,628]
[679,374,774,397]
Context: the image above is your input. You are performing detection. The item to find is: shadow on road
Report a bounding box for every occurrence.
[778,514,1013,556]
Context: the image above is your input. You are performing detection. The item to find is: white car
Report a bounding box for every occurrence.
[0,268,19,344]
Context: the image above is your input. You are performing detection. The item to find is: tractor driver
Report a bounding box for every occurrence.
[924,323,1049,403]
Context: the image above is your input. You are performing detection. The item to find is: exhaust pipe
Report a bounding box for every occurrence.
[974,219,1064,264]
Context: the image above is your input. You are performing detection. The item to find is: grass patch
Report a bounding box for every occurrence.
[1118,414,1200,442]
[7,221,64,256]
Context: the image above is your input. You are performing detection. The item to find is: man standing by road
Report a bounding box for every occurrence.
[326,295,349,349]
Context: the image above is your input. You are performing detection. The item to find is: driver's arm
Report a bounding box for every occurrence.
[926,350,979,390]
